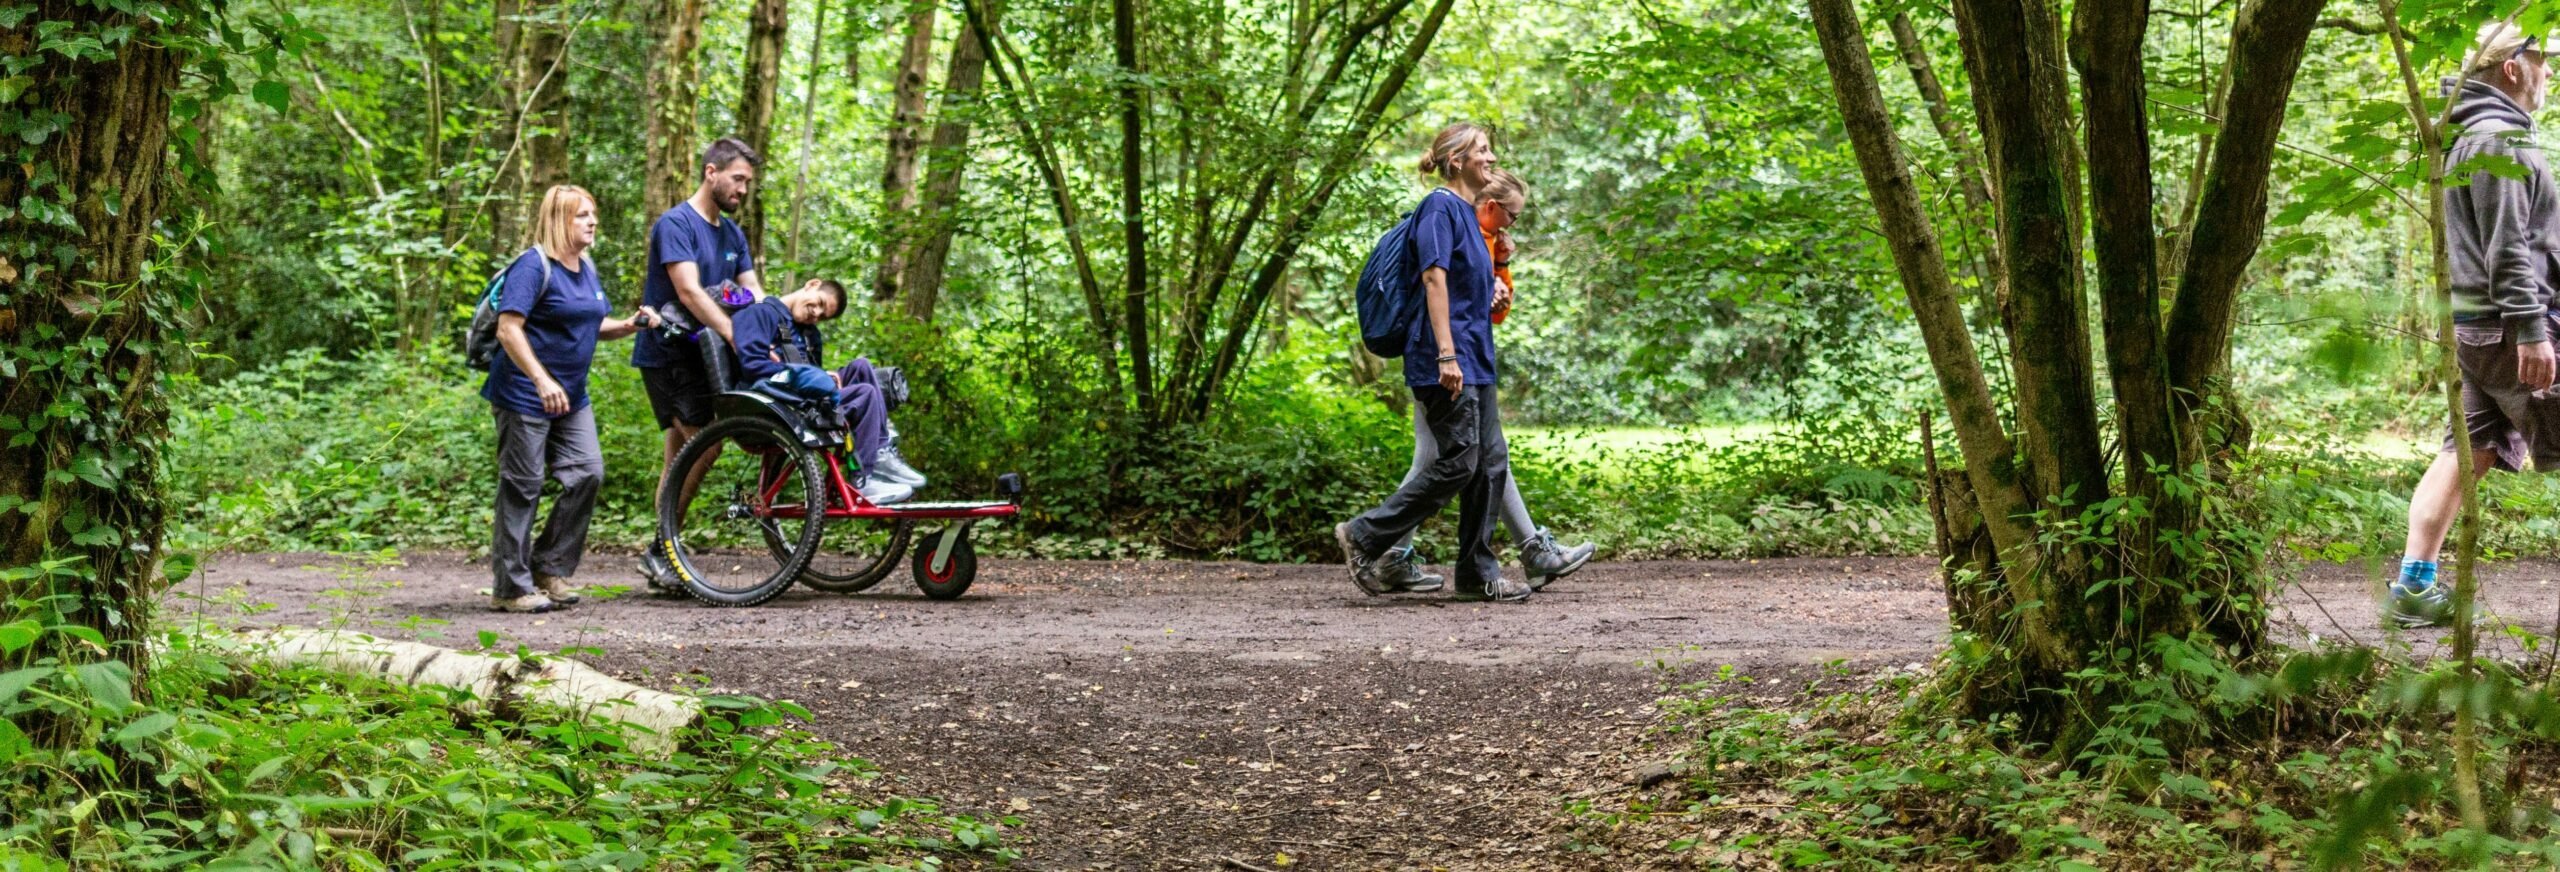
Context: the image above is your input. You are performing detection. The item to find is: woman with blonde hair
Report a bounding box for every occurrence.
[483,185,657,613]
[1334,122,1536,603]
[1378,168,1598,591]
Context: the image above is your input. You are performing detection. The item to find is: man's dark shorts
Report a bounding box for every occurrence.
[639,349,716,430]
[2445,321,2560,472]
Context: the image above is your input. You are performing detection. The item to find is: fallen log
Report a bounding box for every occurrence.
[210,628,702,755]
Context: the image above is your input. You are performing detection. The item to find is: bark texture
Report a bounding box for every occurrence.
[901,9,994,322]
[1810,0,2324,747]
[1116,0,1154,417]
[874,5,937,302]
[521,0,572,223]
[0,2,187,677]
[643,0,709,217]
[737,0,790,257]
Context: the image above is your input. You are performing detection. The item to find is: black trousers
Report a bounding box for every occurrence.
[1345,384,1510,589]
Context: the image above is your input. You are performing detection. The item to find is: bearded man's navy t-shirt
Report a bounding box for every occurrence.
[1401,187,1498,389]
[630,201,755,368]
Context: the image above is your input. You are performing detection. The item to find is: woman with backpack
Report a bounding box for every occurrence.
[1334,122,1535,603]
[1375,168,1598,592]
[483,185,657,614]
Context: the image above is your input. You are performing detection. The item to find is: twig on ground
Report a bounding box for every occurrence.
[2289,574,2363,648]
[1220,857,1279,872]
[1269,838,1379,853]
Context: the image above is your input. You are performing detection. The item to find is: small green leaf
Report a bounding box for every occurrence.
[0,666,50,703]
[0,620,38,654]
[0,76,31,104]
[114,711,178,742]
[161,552,199,585]
[252,79,289,113]
[74,660,134,713]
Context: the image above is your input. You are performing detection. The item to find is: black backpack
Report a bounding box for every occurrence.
[464,247,555,370]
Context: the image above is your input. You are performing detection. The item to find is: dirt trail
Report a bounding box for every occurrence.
[176,554,2560,870]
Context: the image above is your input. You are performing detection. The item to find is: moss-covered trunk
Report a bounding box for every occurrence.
[0,1,190,682]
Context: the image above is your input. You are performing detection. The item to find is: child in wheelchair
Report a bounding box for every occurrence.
[727,279,928,505]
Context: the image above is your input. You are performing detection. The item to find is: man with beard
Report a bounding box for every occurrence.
[637,136,764,592]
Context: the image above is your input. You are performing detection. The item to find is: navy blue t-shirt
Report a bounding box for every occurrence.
[482,248,612,417]
[728,296,825,385]
[631,201,756,367]
[1402,188,1499,389]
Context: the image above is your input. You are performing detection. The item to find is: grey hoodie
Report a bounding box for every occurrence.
[2445,77,2560,343]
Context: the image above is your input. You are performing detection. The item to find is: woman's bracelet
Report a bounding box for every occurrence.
[1436,354,1458,363]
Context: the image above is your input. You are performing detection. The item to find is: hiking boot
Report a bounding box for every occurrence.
[1520,528,1596,591]
[536,573,581,605]
[1451,576,1533,604]
[1372,546,1445,594]
[871,443,928,488]
[640,546,686,598]
[858,475,915,506]
[2389,582,2453,628]
[491,593,561,614]
[1336,522,1390,596]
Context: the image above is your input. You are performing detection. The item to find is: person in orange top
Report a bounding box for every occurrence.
[1483,174,1518,325]
[1374,168,1599,590]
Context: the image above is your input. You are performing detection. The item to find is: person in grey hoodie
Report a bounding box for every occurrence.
[2394,21,2557,628]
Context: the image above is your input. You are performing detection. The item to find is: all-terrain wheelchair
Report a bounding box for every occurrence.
[653,334,1022,607]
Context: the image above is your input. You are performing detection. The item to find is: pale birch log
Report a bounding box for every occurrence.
[212,628,703,755]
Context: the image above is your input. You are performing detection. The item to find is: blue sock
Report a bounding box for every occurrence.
[2397,557,2438,592]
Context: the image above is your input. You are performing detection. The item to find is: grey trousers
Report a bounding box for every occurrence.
[1345,384,1510,589]
[491,405,604,599]
[1396,397,1536,550]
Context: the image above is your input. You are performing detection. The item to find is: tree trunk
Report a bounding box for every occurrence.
[1188,0,1451,420]
[1809,0,2065,729]
[644,0,709,218]
[491,0,528,251]
[521,0,573,222]
[874,4,937,302]
[900,7,995,322]
[1887,11,2006,326]
[737,0,790,258]
[962,0,1123,405]
[2072,0,2185,596]
[0,2,190,684]
[1116,0,1154,418]
[1813,0,2324,750]
[789,0,831,290]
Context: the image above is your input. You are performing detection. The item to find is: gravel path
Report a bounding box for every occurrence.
[174,552,2560,870]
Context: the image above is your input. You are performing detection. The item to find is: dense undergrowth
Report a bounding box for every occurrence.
[166,334,1936,563]
[1581,645,2560,869]
[0,575,1008,869]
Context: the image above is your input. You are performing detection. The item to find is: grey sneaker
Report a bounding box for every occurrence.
[640,546,686,598]
[1520,528,1596,591]
[1372,546,1446,593]
[1336,522,1390,596]
[871,443,928,488]
[492,593,561,614]
[2388,582,2453,628]
[858,475,915,505]
[1451,576,1533,603]
[536,573,581,605]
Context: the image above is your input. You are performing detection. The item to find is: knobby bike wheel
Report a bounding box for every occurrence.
[657,415,826,607]
[785,517,912,593]
[911,526,978,600]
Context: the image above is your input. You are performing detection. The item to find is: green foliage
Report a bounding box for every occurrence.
[0,591,1008,868]
[164,320,1929,561]
[1578,647,2560,869]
